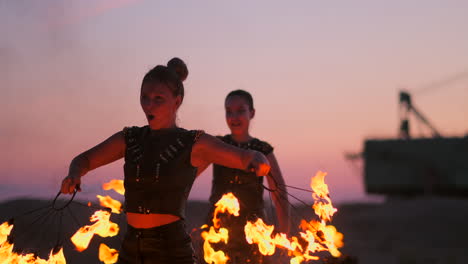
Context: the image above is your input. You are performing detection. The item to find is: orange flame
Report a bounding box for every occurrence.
[201,226,230,264]
[201,192,240,264]
[97,195,122,214]
[0,221,67,263]
[70,210,119,252]
[298,220,343,258]
[243,171,344,263]
[98,243,119,264]
[244,218,276,255]
[245,222,302,258]
[0,222,13,245]
[212,192,240,229]
[309,171,343,257]
[102,180,125,195]
[311,171,337,222]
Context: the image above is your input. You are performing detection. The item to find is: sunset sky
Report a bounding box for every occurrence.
[1,0,467,203]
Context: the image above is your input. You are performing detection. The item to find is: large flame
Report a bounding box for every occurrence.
[243,171,344,263]
[201,192,240,264]
[102,180,125,195]
[0,221,66,264]
[97,195,122,214]
[70,210,119,252]
[98,243,119,264]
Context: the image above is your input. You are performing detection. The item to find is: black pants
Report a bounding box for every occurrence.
[117,220,197,264]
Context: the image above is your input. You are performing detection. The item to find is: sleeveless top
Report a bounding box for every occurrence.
[123,125,203,219]
[209,135,273,217]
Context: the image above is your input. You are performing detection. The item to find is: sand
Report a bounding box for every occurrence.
[1,197,467,264]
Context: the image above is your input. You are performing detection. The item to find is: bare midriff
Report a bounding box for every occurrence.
[126,212,181,228]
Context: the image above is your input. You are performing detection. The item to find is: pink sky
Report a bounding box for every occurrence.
[1,1,467,203]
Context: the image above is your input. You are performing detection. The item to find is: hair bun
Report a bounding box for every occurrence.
[167,57,188,82]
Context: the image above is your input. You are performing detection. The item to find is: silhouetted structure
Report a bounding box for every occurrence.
[364,136,468,196]
[350,72,468,197]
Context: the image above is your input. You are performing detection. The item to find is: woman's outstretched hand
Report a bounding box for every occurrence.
[61,174,82,194]
[248,151,271,176]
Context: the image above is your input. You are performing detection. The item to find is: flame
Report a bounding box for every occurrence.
[97,195,122,214]
[244,218,275,255]
[311,171,337,222]
[47,247,67,264]
[70,210,119,252]
[244,219,314,260]
[212,193,240,229]
[0,221,67,264]
[0,179,125,263]
[244,219,342,263]
[102,180,125,195]
[243,171,344,263]
[98,243,119,264]
[0,222,13,245]
[201,192,240,264]
[201,227,230,264]
[308,171,343,257]
[298,220,343,258]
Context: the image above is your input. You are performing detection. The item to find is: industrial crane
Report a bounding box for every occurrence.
[398,71,468,139]
[346,70,468,197]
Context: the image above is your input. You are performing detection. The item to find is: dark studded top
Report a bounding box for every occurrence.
[209,135,273,218]
[123,126,203,218]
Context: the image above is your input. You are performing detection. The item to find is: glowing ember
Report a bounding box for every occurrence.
[99,243,119,264]
[0,221,67,264]
[71,210,119,252]
[97,195,122,214]
[102,179,125,195]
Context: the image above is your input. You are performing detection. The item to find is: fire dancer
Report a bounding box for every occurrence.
[199,90,290,263]
[60,58,271,264]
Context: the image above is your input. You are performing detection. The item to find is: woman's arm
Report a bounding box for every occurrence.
[191,133,270,176]
[265,152,291,235]
[195,163,211,177]
[61,131,126,194]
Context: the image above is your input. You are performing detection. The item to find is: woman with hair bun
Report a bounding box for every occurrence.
[199,89,290,264]
[60,58,271,264]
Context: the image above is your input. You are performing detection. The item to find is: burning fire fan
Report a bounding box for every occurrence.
[0,180,126,264]
[199,171,355,264]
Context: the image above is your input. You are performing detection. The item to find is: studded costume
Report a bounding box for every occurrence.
[117,126,203,264]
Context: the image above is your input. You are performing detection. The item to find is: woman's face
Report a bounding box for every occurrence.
[140,82,181,129]
[225,95,254,135]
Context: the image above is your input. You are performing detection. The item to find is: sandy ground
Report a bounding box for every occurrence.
[1,197,467,264]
